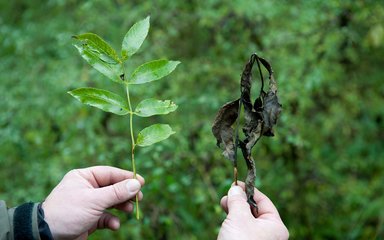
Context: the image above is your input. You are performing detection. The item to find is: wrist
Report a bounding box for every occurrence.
[41,201,61,240]
[37,203,54,239]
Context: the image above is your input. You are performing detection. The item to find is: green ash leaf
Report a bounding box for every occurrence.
[136,124,175,147]
[68,87,129,115]
[134,98,178,117]
[129,60,180,84]
[121,16,150,59]
[74,33,120,62]
[73,33,123,83]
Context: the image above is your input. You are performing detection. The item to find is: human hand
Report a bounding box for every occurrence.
[42,166,145,240]
[218,182,289,240]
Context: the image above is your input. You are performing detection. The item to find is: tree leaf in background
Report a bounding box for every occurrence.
[68,87,129,115]
[121,16,150,59]
[136,124,175,147]
[134,98,178,117]
[211,99,240,164]
[73,34,123,83]
[129,60,180,84]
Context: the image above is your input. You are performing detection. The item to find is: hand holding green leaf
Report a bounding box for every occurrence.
[68,16,179,219]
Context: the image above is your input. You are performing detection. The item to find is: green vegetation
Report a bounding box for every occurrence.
[1,1,383,239]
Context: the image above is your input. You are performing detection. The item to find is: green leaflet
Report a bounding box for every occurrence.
[74,33,120,62]
[73,34,123,83]
[134,98,178,117]
[129,60,180,84]
[68,87,129,115]
[136,124,175,147]
[121,16,150,59]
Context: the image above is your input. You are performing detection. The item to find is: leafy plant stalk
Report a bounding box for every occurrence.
[69,16,179,219]
[125,82,140,218]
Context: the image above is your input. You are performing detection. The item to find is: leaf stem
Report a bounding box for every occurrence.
[127,89,136,175]
[125,83,140,220]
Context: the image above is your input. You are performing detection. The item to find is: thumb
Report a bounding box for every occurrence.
[227,186,253,218]
[96,179,141,208]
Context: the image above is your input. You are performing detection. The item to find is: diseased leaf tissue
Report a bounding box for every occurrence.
[212,54,282,213]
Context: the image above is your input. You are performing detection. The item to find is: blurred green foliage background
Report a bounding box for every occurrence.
[1,0,384,239]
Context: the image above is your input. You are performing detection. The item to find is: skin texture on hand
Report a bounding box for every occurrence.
[42,166,145,240]
[218,182,289,240]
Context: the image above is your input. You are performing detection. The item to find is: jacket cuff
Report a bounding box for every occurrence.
[13,202,40,240]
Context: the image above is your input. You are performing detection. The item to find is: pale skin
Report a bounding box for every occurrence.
[218,181,289,240]
[41,166,288,240]
[42,166,145,240]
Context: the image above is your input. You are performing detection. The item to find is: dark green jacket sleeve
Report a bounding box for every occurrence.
[0,201,42,240]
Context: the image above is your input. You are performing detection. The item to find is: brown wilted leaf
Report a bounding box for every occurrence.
[241,54,264,153]
[258,56,282,137]
[262,91,282,136]
[211,99,240,164]
[212,53,282,214]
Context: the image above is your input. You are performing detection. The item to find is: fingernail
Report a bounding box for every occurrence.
[229,186,244,196]
[126,179,141,194]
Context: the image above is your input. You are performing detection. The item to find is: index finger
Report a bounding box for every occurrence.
[76,166,145,187]
[252,187,281,221]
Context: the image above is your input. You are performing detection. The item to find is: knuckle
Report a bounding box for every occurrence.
[64,169,79,178]
[112,184,126,202]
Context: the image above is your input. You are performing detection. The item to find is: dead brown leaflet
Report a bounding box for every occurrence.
[212,53,282,214]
